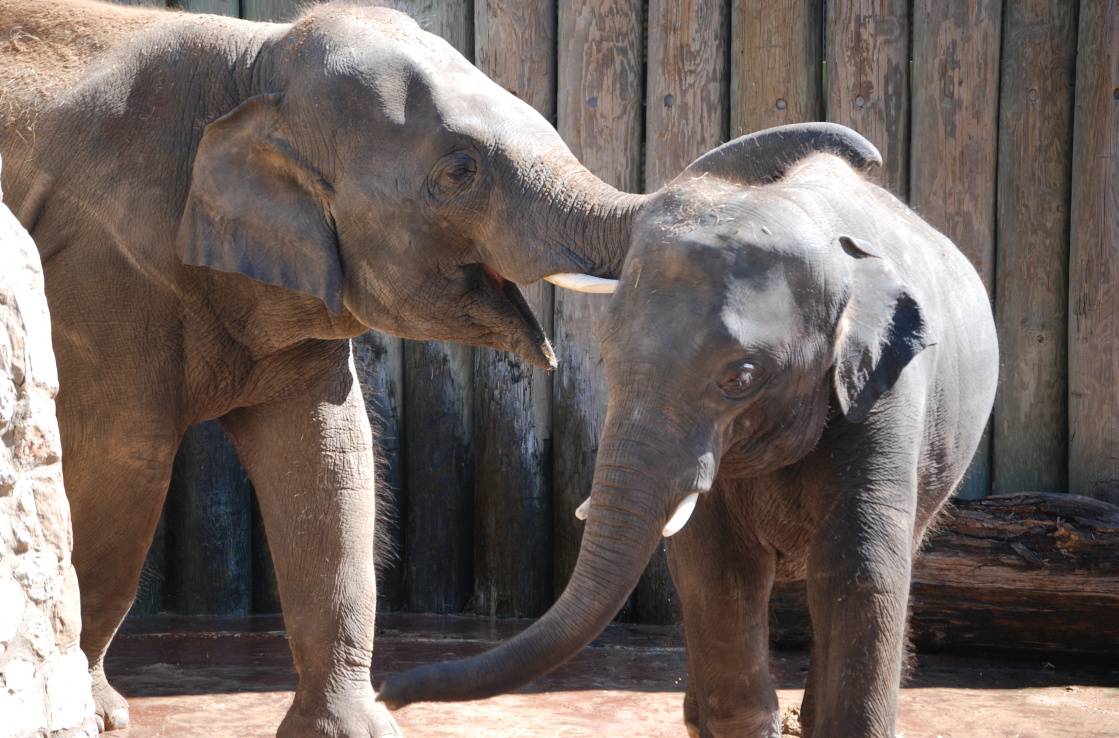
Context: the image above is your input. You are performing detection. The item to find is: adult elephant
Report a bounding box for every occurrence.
[0,0,881,734]
[380,129,998,738]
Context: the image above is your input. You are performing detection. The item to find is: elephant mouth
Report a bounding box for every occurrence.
[472,263,556,369]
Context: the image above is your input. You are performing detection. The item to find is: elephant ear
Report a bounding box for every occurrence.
[832,235,934,424]
[677,122,881,186]
[176,94,343,312]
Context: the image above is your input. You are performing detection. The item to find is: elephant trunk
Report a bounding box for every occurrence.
[377,432,670,708]
[494,150,649,283]
[539,164,648,278]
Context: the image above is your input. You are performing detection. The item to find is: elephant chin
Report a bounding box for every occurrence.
[477,263,556,370]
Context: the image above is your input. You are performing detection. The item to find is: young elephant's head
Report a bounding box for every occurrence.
[177,4,639,367]
[376,124,935,707]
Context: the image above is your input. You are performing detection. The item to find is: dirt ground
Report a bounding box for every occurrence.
[104,613,1119,738]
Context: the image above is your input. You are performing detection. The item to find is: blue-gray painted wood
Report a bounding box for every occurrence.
[165,421,253,614]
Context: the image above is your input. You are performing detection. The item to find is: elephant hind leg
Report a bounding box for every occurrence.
[63,414,180,732]
[667,490,780,738]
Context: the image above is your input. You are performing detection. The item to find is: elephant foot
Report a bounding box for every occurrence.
[279,689,402,738]
[90,665,129,732]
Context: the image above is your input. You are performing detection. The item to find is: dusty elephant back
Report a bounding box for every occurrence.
[0,0,171,123]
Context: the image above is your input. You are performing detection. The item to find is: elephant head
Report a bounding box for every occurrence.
[375,124,930,707]
[176,7,885,369]
[177,5,631,367]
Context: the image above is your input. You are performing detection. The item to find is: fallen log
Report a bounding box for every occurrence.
[769,492,1119,656]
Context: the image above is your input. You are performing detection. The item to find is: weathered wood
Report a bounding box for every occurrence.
[176,0,237,14]
[993,0,1078,495]
[1068,0,1119,504]
[250,490,281,613]
[472,0,555,617]
[639,0,729,625]
[241,0,301,22]
[165,421,253,615]
[770,493,1119,655]
[909,0,1001,500]
[353,332,406,611]
[553,0,643,611]
[129,507,167,616]
[729,0,822,136]
[826,0,909,196]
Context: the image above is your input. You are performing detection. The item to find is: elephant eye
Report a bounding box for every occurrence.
[431,150,478,198]
[719,361,762,400]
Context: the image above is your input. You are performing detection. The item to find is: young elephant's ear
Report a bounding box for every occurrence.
[176,94,343,312]
[832,235,934,424]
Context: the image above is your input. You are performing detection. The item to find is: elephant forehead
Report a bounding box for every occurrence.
[720,265,804,350]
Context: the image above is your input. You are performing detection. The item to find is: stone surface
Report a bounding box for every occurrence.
[0,153,96,737]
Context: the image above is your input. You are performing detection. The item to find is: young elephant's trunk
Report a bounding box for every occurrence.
[377,438,668,707]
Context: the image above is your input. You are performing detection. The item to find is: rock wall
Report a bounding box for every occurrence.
[0,155,95,737]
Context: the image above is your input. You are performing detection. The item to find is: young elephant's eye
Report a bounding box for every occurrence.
[430,150,478,198]
[719,361,763,400]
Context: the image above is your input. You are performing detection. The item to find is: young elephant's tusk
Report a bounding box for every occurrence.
[574,497,590,520]
[662,493,700,537]
[544,273,619,294]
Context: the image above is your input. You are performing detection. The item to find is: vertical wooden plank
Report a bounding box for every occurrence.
[1068,0,1119,503]
[554,0,643,604]
[177,0,238,14]
[730,0,822,136]
[353,333,406,611]
[473,0,556,617]
[250,491,281,612]
[241,0,301,22]
[910,0,1001,500]
[826,0,910,196]
[640,0,729,624]
[992,0,1077,495]
[165,421,253,614]
[129,508,167,616]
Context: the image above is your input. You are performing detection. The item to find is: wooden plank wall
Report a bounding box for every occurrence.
[118,0,1115,625]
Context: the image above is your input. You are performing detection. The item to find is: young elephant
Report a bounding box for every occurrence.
[380,132,999,737]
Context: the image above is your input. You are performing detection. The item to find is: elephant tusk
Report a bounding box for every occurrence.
[574,497,590,520]
[544,273,619,294]
[662,493,700,537]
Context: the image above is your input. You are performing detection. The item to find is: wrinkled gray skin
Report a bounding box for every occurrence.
[0,2,900,735]
[380,138,999,738]
[1,1,654,735]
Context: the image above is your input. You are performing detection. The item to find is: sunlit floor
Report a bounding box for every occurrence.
[105,613,1118,738]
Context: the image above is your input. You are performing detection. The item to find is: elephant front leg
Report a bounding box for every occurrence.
[668,490,780,738]
[802,493,915,738]
[222,351,399,738]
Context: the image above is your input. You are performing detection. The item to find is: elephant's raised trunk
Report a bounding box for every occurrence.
[377,433,670,708]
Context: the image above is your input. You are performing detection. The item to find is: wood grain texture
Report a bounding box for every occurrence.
[910,0,1001,500]
[993,0,1077,495]
[826,0,910,195]
[640,0,729,625]
[241,0,301,22]
[472,0,556,617]
[352,333,406,611]
[130,508,168,616]
[730,0,822,135]
[553,0,643,606]
[165,421,253,615]
[770,493,1119,655]
[1068,0,1119,503]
